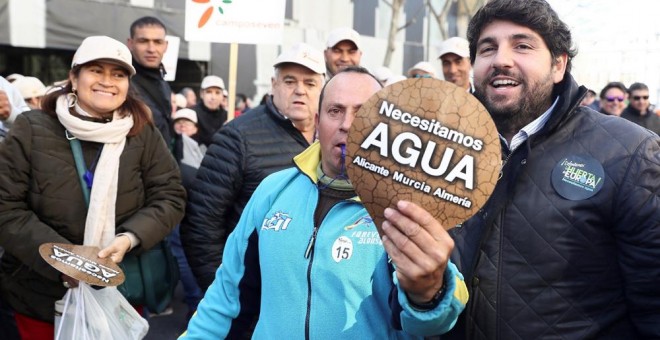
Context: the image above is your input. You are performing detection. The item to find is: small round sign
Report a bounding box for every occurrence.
[551,154,605,200]
[347,78,501,234]
[39,243,125,287]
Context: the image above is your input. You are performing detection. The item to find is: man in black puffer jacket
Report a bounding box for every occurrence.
[444,0,660,339]
[128,16,174,148]
[192,75,229,147]
[181,43,326,290]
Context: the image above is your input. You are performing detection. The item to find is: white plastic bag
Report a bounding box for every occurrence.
[55,283,149,340]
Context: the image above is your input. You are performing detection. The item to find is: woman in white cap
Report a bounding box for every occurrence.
[13,76,47,110]
[0,36,185,338]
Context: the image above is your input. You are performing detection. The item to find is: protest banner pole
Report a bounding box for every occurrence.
[227,42,238,121]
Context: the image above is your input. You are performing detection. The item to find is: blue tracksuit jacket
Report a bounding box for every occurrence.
[180,142,468,339]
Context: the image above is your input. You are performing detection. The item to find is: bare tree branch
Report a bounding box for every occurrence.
[383,0,405,66]
[397,1,426,31]
[428,0,453,40]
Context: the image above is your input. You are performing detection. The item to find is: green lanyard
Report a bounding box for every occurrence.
[67,130,98,207]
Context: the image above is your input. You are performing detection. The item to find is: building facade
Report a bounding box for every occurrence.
[1,0,472,105]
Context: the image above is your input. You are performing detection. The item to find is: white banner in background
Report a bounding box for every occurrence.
[162,36,181,81]
[9,0,46,48]
[184,0,285,45]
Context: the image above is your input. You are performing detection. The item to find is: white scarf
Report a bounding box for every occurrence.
[56,95,134,248]
[180,134,207,169]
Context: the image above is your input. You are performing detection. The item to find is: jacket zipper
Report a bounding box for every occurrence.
[304,225,319,340]
[304,227,318,259]
[493,143,523,338]
[495,207,506,338]
[302,194,353,339]
[494,145,514,338]
[499,148,514,180]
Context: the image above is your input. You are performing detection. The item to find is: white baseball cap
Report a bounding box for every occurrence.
[71,36,136,76]
[172,108,198,124]
[201,75,225,90]
[372,66,393,82]
[13,76,47,99]
[174,93,187,108]
[438,37,470,59]
[385,74,407,87]
[407,61,437,78]
[326,27,361,50]
[6,73,24,82]
[273,42,325,75]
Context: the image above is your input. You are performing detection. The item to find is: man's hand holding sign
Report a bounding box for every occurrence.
[382,200,456,305]
[347,77,500,305]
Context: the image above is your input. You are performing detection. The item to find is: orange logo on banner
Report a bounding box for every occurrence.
[191,0,235,28]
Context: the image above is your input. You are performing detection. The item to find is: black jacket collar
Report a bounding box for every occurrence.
[132,59,166,80]
[531,73,587,145]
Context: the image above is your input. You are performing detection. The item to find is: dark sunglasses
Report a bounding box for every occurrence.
[413,74,433,79]
[632,95,649,101]
[605,95,625,102]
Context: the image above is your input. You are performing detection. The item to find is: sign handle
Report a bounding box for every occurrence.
[227,42,238,121]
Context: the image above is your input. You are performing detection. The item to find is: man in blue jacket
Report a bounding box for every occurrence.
[445,0,660,338]
[179,67,468,339]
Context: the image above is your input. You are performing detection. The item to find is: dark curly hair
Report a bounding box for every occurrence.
[467,0,577,73]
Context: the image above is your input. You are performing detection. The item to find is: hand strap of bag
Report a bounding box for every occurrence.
[67,131,90,207]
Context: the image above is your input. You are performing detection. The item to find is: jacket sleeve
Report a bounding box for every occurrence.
[116,124,186,251]
[613,134,660,337]
[394,261,468,336]
[0,115,69,281]
[181,124,245,290]
[178,177,265,340]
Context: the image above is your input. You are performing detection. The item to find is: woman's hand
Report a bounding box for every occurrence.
[98,235,132,263]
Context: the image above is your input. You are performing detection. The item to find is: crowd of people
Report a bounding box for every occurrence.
[0,0,658,338]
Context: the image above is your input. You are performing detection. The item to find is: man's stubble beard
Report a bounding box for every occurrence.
[474,70,555,138]
[325,61,336,78]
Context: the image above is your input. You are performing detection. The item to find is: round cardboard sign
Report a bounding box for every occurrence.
[39,243,125,287]
[347,78,501,233]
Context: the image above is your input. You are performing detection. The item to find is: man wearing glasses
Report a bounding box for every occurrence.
[598,81,627,116]
[621,82,660,134]
[407,61,437,79]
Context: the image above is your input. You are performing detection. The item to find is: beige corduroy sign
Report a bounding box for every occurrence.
[39,243,125,286]
[347,78,501,234]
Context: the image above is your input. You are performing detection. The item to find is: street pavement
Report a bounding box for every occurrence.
[144,283,190,340]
